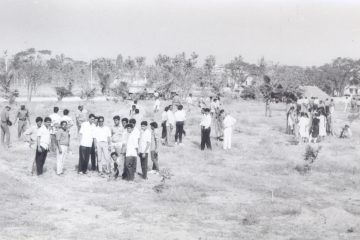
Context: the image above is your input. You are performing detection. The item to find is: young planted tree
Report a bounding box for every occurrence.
[12,48,50,102]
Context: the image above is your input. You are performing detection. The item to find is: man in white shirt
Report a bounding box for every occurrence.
[75,105,88,134]
[123,123,139,181]
[344,96,351,112]
[223,111,237,150]
[111,115,124,156]
[35,117,52,175]
[24,117,43,149]
[166,105,175,146]
[78,114,96,174]
[200,108,212,150]
[49,106,61,152]
[161,106,168,144]
[95,116,112,174]
[61,109,74,129]
[174,105,186,145]
[154,97,160,113]
[139,121,151,179]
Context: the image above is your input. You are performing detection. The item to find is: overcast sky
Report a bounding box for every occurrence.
[0,0,359,66]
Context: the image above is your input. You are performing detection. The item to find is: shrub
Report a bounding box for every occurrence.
[54,86,73,101]
[240,86,256,100]
[80,88,96,100]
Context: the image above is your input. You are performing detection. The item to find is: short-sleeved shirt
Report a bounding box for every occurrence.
[126,130,139,157]
[17,109,29,120]
[95,126,111,142]
[80,122,95,147]
[24,125,41,142]
[37,125,51,149]
[61,116,74,127]
[150,130,159,151]
[75,109,88,124]
[111,125,124,144]
[56,128,70,146]
[0,110,9,122]
[139,129,151,154]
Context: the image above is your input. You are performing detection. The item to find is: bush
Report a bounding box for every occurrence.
[240,86,256,100]
[54,86,73,101]
[80,88,96,100]
[110,81,129,100]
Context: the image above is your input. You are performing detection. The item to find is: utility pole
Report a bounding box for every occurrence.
[90,59,93,88]
[3,50,8,72]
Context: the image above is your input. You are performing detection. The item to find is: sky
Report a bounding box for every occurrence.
[0,0,359,66]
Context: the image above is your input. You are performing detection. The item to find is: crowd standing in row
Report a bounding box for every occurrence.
[0,94,238,180]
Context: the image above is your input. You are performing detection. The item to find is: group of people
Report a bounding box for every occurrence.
[286,97,352,142]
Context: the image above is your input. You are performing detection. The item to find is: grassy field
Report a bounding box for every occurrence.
[0,99,359,240]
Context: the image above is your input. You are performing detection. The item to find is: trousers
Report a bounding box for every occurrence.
[150,151,159,171]
[1,123,10,147]
[78,146,91,173]
[35,146,48,175]
[223,127,232,150]
[123,156,137,181]
[97,141,111,173]
[56,145,68,174]
[90,142,97,170]
[18,120,27,138]
[201,127,211,150]
[175,121,184,143]
[139,153,148,179]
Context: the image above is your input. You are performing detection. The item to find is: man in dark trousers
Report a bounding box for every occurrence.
[35,117,52,175]
[14,105,30,139]
[1,105,11,148]
[78,114,96,174]
[200,108,212,150]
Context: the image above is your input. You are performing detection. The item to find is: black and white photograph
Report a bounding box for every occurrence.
[0,0,360,239]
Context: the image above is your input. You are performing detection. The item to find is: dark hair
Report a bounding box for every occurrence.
[78,105,83,110]
[165,106,169,111]
[135,109,140,114]
[35,117,43,123]
[125,123,134,129]
[129,118,136,125]
[98,116,104,121]
[63,109,69,115]
[141,121,148,126]
[113,115,120,121]
[178,105,183,110]
[132,105,136,109]
[54,107,59,113]
[134,100,138,104]
[220,109,224,114]
[44,117,52,122]
[122,118,128,123]
[89,114,95,119]
[60,120,67,126]
[110,152,118,157]
[150,122,158,128]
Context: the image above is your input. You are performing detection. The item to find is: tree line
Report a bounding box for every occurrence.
[0,48,359,101]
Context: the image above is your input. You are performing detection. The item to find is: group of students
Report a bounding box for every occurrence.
[286,97,351,143]
[14,103,160,181]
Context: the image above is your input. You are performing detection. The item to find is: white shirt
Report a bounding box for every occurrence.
[95,126,111,142]
[49,113,61,126]
[166,110,175,126]
[132,127,140,140]
[174,110,186,122]
[61,115,74,127]
[200,114,212,129]
[126,130,139,157]
[186,96,193,104]
[80,122,95,147]
[155,99,160,107]
[25,125,41,142]
[37,125,51,149]
[223,115,236,128]
[139,128,151,154]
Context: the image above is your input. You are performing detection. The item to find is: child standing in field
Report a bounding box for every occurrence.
[161,106,168,145]
[154,97,160,113]
[318,110,327,140]
[174,105,186,145]
[223,110,236,150]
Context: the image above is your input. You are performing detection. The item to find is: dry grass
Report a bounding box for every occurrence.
[0,99,359,239]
